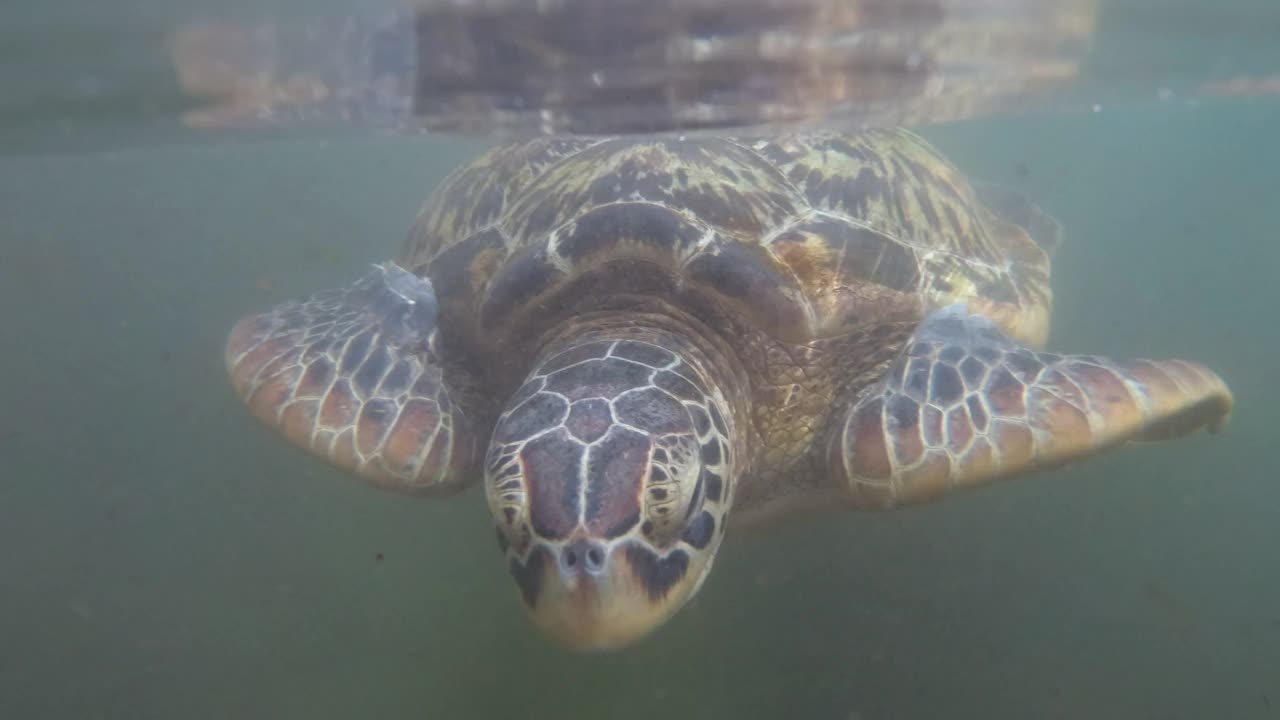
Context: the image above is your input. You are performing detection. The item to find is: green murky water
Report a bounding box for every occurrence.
[2,1,1278,718]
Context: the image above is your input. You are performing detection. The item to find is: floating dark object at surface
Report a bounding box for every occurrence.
[169,0,1100,137]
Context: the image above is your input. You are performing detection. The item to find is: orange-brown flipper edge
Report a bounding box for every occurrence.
[225,262,477,496]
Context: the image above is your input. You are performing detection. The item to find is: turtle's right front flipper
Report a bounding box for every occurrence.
[828,305,1234,510]
[225,263,477,496]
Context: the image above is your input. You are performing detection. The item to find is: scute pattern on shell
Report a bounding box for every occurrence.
[400,129,1054,348]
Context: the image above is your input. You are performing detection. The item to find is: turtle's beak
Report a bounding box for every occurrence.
[510,538,706,652]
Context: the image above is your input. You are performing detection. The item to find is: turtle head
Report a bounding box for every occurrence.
[484,335,735,651]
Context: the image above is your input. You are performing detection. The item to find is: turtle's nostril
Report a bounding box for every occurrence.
[560,540,607,576]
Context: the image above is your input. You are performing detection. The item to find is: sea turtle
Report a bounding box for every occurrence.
[225,128,1233,651]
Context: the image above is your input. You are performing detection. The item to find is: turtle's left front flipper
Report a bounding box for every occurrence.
[829,305,1233,510]
[225,263,478,496]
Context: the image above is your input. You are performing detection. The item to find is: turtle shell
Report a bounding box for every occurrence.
[400,129,1055,356]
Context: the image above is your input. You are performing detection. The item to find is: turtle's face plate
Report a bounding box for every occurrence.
[485,339,733,651]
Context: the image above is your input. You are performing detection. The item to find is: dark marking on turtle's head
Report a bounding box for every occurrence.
[484,334,735,652]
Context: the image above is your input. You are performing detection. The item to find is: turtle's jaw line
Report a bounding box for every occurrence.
[518,541,702,653]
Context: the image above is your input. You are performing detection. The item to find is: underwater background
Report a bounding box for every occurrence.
[2,0,1278,717]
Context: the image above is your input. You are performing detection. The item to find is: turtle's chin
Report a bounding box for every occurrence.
[511,540,712,652]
